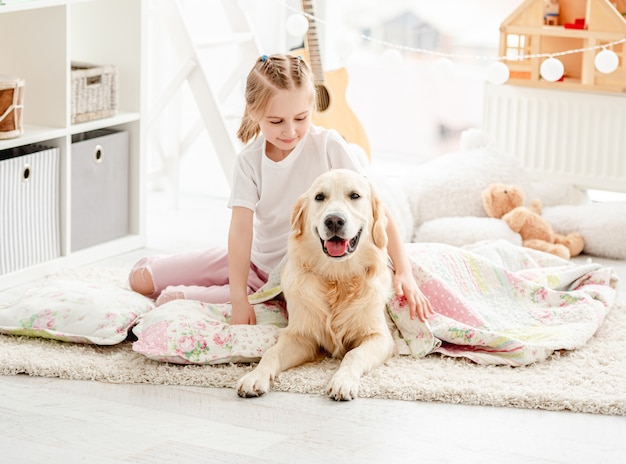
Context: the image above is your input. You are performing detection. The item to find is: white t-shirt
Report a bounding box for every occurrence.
[228,125,365,274]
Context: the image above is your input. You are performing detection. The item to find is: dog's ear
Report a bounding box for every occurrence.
[371,187,388,249]
[290,194,308,238]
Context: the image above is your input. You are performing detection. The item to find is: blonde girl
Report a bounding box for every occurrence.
[129,53,433,325]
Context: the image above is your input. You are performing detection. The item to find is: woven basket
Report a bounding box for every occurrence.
[71,62,118,124]
[0,77,25,140]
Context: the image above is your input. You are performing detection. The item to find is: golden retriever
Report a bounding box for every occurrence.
[236,169,395,401]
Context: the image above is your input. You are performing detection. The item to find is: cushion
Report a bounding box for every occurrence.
[0,280,154,344]
[402,147,537,228]
[132,298,288,364]
[531,180,589,207]
[413,217,522,248]
[543,202,626,260]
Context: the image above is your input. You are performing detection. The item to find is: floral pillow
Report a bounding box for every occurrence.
[132,298,288,364]
[0,280,154,344]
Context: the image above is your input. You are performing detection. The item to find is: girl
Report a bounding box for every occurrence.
[129,53,433,325]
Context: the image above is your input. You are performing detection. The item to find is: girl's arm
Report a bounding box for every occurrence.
[384,206,434,322]
[228,206,257,325]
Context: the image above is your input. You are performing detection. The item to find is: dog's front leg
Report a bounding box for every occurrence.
[327,332,394,401]
[236,332,316,398]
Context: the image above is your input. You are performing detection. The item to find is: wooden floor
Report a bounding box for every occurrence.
[1,190,625,464]
[2,372,626,464]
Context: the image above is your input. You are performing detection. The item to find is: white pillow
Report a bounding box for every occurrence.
[132,298,288,364]
[413,217,522,248]
[532,180,589,207]
[543,202,626,259]
[0,280,154,344]
[402,147,536,228]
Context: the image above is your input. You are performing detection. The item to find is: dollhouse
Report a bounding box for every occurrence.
[499,0,626,92]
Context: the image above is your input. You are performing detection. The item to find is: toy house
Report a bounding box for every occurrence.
[499,0,626,92]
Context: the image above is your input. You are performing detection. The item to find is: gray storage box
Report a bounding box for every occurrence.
[71,129,129,251]
[0,144,60,274]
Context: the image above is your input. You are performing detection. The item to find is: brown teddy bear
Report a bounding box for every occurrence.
[482,183,584,259]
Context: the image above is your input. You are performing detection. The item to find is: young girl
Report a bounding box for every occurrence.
[129,53,433,325]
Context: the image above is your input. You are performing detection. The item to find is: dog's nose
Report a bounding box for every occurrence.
[324,213,346,233]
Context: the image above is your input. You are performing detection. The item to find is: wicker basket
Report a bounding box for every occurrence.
[71,62,118,124]
[0,76,24,140]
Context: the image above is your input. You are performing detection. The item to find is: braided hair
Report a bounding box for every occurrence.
[237,54,316,144]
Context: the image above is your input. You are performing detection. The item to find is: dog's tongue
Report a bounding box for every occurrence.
[325,238,349,257]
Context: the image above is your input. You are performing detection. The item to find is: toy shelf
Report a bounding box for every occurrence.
[0,0,147,290]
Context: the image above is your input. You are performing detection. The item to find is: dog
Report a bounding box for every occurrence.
[236,169,395,401]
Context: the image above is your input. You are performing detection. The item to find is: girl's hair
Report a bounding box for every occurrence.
[237,54,316,144]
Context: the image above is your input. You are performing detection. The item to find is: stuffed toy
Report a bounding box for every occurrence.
[482,183,584,259]
[401,128,626,260]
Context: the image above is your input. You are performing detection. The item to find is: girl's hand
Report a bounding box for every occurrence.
[231,300,257,325]
[393,270,434,323]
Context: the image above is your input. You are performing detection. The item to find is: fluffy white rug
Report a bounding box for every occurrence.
[1,298,625,415]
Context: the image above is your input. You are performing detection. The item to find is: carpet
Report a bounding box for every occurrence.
[1,298,625,416]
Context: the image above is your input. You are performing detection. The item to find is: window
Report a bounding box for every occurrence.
[505,34,530,60]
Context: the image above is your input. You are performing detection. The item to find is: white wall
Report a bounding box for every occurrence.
[147,0,522,199]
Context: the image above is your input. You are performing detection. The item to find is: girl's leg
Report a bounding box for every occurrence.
[154,262,269,306]
[129,248,229,298]
[130,248,270,305]
[156,284,231,306]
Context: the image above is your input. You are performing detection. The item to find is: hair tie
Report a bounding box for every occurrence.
[260,54,268,62]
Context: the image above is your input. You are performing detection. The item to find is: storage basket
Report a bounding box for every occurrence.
[0,144,60,275]
[71,128,129,251]
[0,76,24,140]
[71,62,118,124]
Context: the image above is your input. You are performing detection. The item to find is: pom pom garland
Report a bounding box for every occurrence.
[595,48,619,74]
[540,57,565,82]
[277,0,626,85]
[286,13,309,37]
[487,61,511,85]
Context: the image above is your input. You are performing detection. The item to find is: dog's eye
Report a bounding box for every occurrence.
[314,193,325,201]
[349,192,361,200]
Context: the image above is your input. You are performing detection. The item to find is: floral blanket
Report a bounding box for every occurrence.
[0,240,616,366]
[131,240,618,366]
[388,241,618,365]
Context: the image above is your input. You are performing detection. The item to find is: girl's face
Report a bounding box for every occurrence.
[259,88,313,161]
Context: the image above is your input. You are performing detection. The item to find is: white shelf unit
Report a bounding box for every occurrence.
[0,0,147,289]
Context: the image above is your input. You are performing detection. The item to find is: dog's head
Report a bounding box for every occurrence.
[289,169,388,264]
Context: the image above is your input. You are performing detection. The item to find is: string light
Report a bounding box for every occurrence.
[540,57,565,81]
[382,48,403,68]
[487,61,510,85]
[286,13,309,37]
[276,0,626,81]
[595,48,620,73]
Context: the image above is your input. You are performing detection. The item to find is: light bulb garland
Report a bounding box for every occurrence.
[540,57,565,82]
[595,47,620,73]
[278,0,625,84]
[286,12,309,37]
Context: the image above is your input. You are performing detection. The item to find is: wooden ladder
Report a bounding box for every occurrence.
[148,0,261,195]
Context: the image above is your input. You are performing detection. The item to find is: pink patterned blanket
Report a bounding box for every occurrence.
[388,241,618,365]
[130,240,618,366]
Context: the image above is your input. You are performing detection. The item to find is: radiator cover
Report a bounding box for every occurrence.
[483,83,626,193]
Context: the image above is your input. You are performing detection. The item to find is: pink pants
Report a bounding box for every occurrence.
[129,247,269,304]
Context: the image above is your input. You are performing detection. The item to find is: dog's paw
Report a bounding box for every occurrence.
[236,371,271,398]
[326,373,360,401]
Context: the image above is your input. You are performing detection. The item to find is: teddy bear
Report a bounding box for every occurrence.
[482,183,584,259]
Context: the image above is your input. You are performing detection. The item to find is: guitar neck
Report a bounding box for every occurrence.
[301,0,325,83]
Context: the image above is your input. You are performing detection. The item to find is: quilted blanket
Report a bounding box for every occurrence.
[133,240,617,366]
[388,241,618,365]
[4,240,614,367]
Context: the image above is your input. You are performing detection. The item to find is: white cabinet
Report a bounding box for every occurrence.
[0,0,146,289]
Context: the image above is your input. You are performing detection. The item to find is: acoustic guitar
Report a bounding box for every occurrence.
[294,0,371,157]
